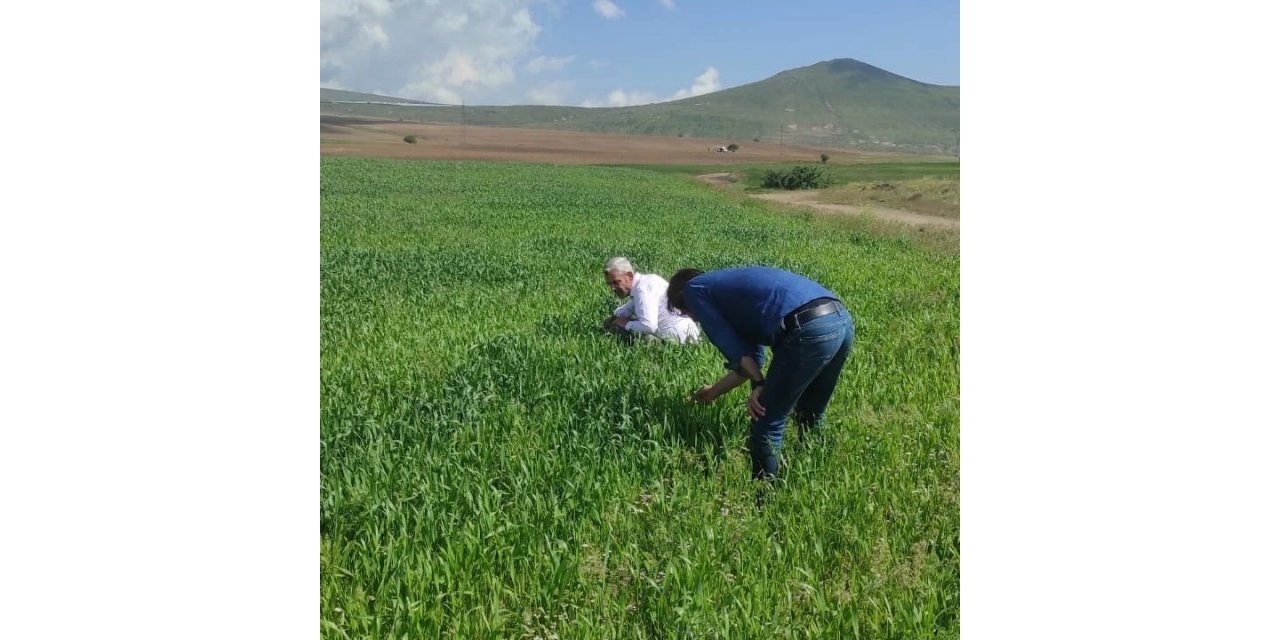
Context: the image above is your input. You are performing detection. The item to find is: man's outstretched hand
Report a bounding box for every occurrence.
[690,385,719,405]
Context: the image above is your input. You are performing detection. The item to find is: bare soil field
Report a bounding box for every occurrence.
[320,116,939,165]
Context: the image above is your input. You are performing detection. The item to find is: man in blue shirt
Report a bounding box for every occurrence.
[667,266,855,480]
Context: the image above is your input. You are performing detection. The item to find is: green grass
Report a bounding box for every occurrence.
[608,161,958,184]
[738,162,959,189]
[614,161,961,219]
[321,157,959,638]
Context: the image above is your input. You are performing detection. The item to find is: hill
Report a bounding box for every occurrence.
[320,59,959,154]
[321,88,439,105]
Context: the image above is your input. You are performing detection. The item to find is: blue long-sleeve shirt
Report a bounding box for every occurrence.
[683,266,839,373]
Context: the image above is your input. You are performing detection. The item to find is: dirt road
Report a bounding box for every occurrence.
[697,173,958,228]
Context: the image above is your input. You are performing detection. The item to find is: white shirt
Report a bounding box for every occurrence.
[613,273,701,344]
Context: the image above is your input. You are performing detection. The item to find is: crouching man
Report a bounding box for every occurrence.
[667,265,854,480]
[602,257,700,344]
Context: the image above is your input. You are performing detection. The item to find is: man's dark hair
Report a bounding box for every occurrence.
[666,268,704,313]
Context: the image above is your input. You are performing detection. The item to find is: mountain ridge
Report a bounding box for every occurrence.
[321,58,959,154]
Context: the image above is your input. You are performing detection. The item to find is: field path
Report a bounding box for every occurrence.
[697,172,959,228]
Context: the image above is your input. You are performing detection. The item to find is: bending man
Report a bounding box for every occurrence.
[667,266,854,480]
[603,257,700,344]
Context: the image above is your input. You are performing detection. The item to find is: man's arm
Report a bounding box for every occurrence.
[624,280,660,335]
[737,355,764,385]
[739,355,769,419]
[605,299,635,331]
[691,369,747,404]
[685,291,753,367]
[686,287,766,404]
[692,355,763,405]
[613,299,635,318]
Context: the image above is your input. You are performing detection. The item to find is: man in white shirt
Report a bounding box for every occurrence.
[602,257,701,344]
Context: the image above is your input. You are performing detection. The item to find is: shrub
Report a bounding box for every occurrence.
[727,143,739,152]
[761,165,834,190]
[753,137,760,142]
[403,135,418,144]
[820,154,829,164]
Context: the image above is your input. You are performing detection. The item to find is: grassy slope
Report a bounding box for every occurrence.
[814,177,961,219]
[609,161,959,180]
[617,160,962,220]
[321,157,959,638]
[321,88,438,104]
[732,161,958,188]
[741,161,960,219]
[320,59,959,153]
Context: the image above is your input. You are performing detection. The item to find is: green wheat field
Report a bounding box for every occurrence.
[320,157,960,638]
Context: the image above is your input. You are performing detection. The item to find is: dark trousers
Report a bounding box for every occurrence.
[750,305,855,479]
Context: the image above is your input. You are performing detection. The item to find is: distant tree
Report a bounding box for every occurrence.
[753,137,761,142]
[820,154,829,164]
[677,132,685,138]
[727,143,739,152]
[403,135,418,143]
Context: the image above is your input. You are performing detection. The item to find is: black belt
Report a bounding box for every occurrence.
[780,298,841,332]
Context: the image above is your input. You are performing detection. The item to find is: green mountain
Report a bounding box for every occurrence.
[321,88,439,105]
[320,59,959,154]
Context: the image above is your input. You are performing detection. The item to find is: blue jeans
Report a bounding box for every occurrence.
[751,305,855,479]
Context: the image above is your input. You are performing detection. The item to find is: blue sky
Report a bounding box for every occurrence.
[320,0,958,106]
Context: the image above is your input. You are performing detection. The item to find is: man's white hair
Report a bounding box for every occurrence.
[603,256,635,274]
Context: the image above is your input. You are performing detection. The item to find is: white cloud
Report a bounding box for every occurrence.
[433,12,469,32]
[415,85,464,105]
[581,89,659,108]
[527,81,575,105]
[579,66,721,108]
[658,0,675,8]
[668,66,720,100]
[593,0,625,20]
[589,59,610,69]
[525,55,575,74]
[320,0,542,103]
